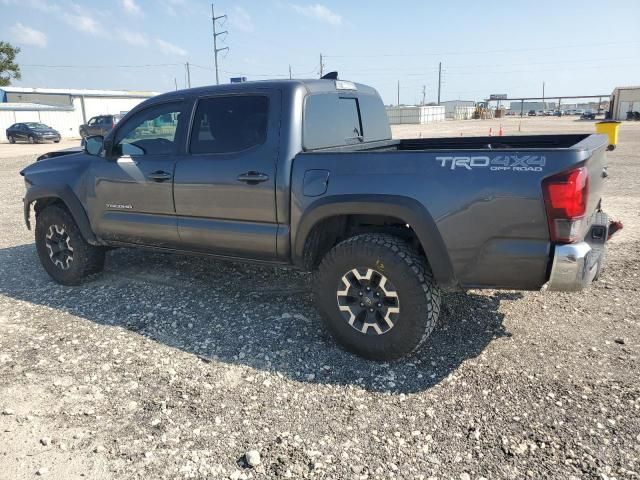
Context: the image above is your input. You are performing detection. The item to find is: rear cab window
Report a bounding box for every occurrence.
[303,87,391,150]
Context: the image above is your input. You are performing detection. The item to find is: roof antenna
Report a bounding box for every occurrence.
[321,71,338,80]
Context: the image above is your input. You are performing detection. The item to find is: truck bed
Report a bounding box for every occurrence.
[292,133,608,290]
[310,133,597,153]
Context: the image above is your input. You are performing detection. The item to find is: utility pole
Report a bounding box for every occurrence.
[185,62,191,88]
[437,62,442,105]
[542,81,545,109]
[396,80,400,106]
[422,85,426,106]
[289,65,292,79]
[319,53,324,77]
[211,4,228,85]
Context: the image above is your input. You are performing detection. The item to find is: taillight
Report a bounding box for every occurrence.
[542,166,589,243]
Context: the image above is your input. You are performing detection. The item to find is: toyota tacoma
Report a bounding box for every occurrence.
[20,78,616,360]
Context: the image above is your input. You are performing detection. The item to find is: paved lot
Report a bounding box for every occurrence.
[0,118,638,480]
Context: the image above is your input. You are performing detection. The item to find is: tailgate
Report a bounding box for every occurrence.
[575,134,608,238]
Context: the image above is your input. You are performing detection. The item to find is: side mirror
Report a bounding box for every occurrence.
[84,135,104,156]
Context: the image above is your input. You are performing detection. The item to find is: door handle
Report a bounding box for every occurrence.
[147,170,172,182]
[237,171,269,184]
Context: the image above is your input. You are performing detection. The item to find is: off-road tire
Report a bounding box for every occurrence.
[315,233,441,360]
[35,205,105,285]
[8,135,15,144]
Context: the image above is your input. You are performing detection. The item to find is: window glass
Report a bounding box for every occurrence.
[358,93,392,141]
[190,95,269,154]
[115,103,183,156]
[303,94,363,149]
[88,118,96,125]
[338,97,362,139]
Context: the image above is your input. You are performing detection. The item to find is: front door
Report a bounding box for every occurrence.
[88,100,189,247]
[85,117,98,136]
[173,91,280,260]
[15,124,27,141]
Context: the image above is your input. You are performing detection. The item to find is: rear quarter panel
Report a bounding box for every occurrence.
[291,140,606,290]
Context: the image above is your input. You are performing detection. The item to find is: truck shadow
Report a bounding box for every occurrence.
[0,243,516,394]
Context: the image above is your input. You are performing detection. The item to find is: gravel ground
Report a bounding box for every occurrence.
[0,119,639,480]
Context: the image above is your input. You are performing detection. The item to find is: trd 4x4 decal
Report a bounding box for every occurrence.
[436,155,546,172]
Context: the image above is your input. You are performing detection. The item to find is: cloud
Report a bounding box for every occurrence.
[231,6,254,33]
[118,30,149,46]
[290,3,342,26]
[64,7,104,36]
[9,22,47,47]
[155,38,187,57]
[161,0,189,16]
[121,0,142,15]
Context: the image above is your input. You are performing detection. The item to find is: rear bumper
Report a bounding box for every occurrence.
[546,242,601,291]
[546,212,611,292]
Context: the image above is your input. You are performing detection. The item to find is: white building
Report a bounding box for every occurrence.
[386,105,445,125]
[0,86,159,138]
[610,86,640,120]
[440,100,475,119]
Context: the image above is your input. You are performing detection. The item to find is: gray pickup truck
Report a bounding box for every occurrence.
[20,78,615,360]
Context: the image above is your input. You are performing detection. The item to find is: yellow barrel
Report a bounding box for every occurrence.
[595,121,621,150]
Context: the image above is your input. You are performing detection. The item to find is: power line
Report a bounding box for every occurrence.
[323,40,640,58]
[21,63,182,69]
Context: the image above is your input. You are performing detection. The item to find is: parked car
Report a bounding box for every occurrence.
[20,78,616,360]
[527,110,537,116]
[79,114,123,139]
[6,123,61,144]
[581,110,596,120]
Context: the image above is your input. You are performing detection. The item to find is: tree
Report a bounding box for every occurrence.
[0,42,21,87]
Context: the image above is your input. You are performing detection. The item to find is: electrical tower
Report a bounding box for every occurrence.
[211,4,228,85]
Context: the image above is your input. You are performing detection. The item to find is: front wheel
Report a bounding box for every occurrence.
[35,205,106,285]
[8,135,15,144]
[314,234,441,360]
[28,135,35,144]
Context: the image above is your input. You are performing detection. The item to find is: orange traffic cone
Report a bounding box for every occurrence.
[498,125,504,136]
[488,127,493,136]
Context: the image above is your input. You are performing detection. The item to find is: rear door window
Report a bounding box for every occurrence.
[189,95,269,154]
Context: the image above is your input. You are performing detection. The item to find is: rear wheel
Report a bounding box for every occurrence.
[35,205,105,285]
[314,234,441,360]
[28,135,35,144]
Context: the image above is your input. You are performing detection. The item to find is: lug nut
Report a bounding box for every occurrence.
[377,303,382,308]
[360,302,364,307]
[369,308,374,312]
[366,286,371,291]
[375,292,379,297]
[358,292,363,296]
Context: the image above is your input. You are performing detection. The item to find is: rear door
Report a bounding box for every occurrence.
[99,116,114,136]
[173,90,281,260]
[88,100,190,247]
